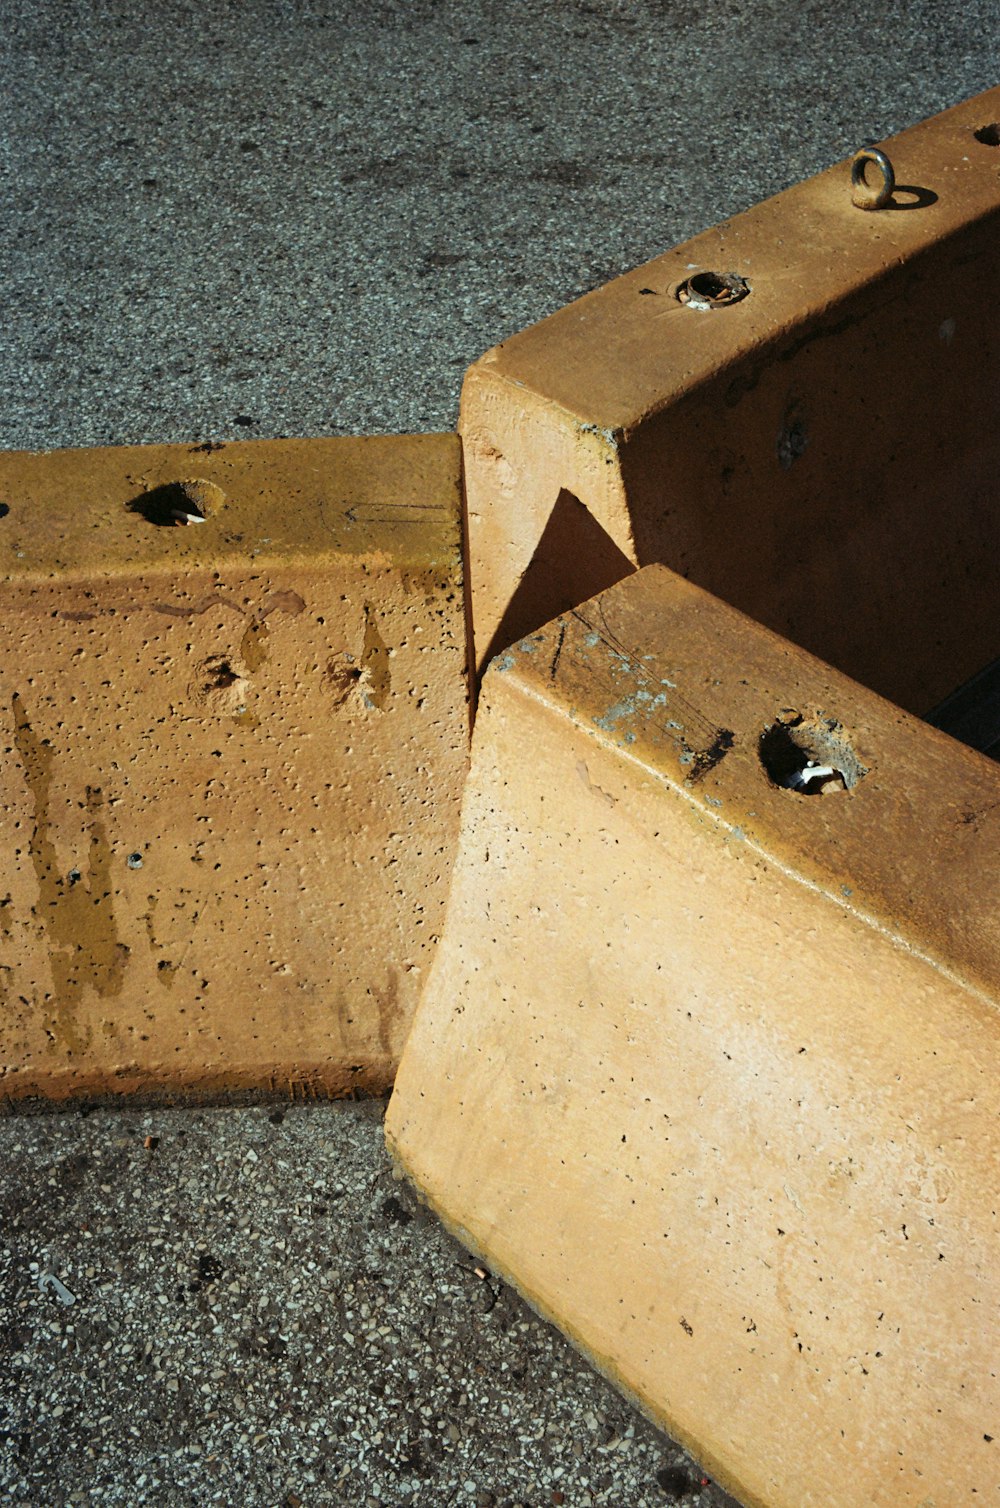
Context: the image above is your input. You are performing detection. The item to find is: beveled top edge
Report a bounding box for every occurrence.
[0,433,463,579]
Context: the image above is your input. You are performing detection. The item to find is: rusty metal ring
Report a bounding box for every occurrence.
[851,147,895,210]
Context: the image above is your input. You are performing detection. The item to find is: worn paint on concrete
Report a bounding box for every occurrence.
[387,564,1000,1508]
[0,434,468,1105]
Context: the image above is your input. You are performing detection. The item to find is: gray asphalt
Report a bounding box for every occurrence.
[2,3,997,1505]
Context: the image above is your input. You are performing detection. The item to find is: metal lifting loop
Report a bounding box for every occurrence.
[851,147,895,210]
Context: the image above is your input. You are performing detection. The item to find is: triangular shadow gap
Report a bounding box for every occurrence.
[480,489,636,670]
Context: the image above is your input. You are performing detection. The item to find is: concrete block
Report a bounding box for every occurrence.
[0,434,468,1105]
[386,564,1000,1508]
[460,86,1000,716]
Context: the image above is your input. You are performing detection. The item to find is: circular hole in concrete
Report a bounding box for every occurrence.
[973,122,1000,146]
[125,478,224,528]
[676,270,750,309]
[759,714,865,795]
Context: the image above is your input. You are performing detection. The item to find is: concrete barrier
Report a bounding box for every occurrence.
[0,434,468,1105]
[387,563,1000,1508]
[460,85,1000,720]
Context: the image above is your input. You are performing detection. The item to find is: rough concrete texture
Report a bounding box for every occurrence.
[387,565,1000,1508]
[2,0,998,1503]
[0,436,468,1104]
[460,87,1000,689]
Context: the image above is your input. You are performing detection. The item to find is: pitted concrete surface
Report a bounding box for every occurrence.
[1,3,997,1505]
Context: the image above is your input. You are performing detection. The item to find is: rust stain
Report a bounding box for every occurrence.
[12,693,127,1051]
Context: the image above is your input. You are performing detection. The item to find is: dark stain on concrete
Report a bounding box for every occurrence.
[260,590,306,620]
[239,617,270,673]
[685,728,735,783]
[238,591,305,675]
[147,594,245,620]
[369,966,399,1059]
[12,693,127,1052]
[0,895,13,1011]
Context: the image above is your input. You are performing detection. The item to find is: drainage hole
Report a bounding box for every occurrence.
[677,270,750,308]
[205,657,240,690]
[126,478,224,528]
[759,714,865,795]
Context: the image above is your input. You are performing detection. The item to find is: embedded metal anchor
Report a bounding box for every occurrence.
[851,146,895,209]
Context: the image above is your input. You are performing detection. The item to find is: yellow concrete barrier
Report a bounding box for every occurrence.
[460,85,1000,720]
[387,563,1000,1508]
[0,434,468,1105]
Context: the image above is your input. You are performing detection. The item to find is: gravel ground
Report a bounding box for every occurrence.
[0,1101,739,1508]
[1,2,997,1505]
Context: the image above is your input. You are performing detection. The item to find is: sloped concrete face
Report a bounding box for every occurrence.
[0,434,468,1105]
[460,86,1000,716]
[386,564,1000,1508]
